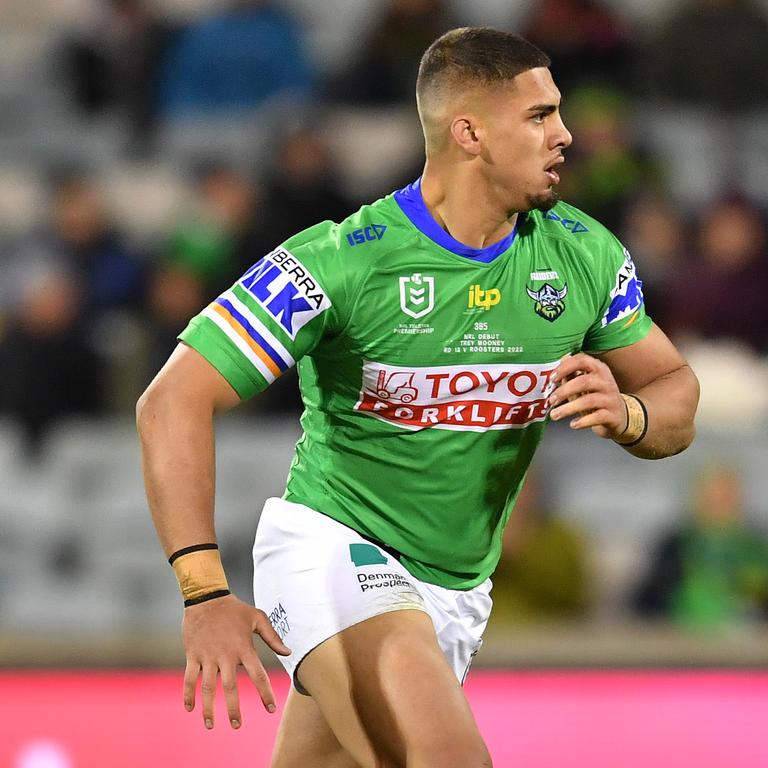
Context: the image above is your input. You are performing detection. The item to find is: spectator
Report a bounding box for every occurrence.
[520,0,633,92]
[330,0,458,105]
[258,127,355,249]
[490,472,591,624]
[145,245,302,414]
[0,266,102,452]
[148,163,245,376]
[158,0,313,118]
[633,466,768,629]
[188,161,269,283]
[60,0,175,156]
[662,195,768,353]
[620,194,689,328]
[143,261,208,383]
[50,171,147,317]
[1,168,146,330]
[556,86,659,231]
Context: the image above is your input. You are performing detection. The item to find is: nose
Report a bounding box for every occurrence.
[550,113,573,150]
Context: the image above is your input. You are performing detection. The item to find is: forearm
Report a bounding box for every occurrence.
[136,346,286,729]
[137,383,218,557]
[622,363,699,460]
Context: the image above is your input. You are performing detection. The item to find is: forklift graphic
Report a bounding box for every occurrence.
[374,370,419,404]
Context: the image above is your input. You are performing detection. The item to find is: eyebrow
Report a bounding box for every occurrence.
[526,104,559,114]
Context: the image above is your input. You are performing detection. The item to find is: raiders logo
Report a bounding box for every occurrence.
[526,283,568,322]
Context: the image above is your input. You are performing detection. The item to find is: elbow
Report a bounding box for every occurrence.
[671,421,697,457]
[681,365,701,452]
[665,363,699,455]
[634,423,696,460]
[633,367,700,460]
[666,367,700,457]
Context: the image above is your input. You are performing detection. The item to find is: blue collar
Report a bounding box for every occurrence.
[393,177,521,263]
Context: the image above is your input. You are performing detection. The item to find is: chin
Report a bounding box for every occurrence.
[525,189,560,212]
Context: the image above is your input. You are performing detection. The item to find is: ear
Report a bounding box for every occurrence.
[449,115,483,156]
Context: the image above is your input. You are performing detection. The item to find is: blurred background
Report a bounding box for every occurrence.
[1,0,768,764]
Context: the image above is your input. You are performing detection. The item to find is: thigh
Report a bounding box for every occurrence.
[297,610,492,768]
[253,498,427,690]
[271,688,360,768]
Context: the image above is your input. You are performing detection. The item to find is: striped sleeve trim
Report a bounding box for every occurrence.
[223,289,294,364]
[216,290,294,367]
[179,315,267,398]
[201,304,282,384]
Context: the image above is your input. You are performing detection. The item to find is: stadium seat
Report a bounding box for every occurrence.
[101,164,189,240]
[156,113,276,174]
[0,0,99,30]
[322,106,423,198]
[213,418,302,539]
[2,414,766,632]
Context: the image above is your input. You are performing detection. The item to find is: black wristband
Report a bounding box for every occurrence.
[168,542,219,566]
[183,589,231,608]
[620,396,649,447]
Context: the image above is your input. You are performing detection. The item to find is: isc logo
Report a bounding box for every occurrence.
[346,224,387,246]
[468,284,501,311]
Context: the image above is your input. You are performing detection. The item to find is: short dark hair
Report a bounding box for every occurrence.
[417,27,550,103]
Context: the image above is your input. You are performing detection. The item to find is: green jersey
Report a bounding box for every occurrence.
[179,178,651,589]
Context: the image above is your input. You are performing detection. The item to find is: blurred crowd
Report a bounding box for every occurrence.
[490,466,768,630]
[1,0,768,627]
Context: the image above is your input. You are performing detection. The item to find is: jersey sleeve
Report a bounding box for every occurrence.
[583,237,652,352]
[178,221,355,399]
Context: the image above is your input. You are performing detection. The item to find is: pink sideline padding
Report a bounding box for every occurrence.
[465,671,768,767]
[1,671,766,767]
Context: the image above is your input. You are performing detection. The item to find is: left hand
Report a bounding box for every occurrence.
[548,352,628,439]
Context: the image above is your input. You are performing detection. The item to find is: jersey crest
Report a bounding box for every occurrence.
[399,273,435,319]
[526,282,568,322]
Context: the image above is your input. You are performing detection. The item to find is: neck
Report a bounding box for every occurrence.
[420,158,518,249]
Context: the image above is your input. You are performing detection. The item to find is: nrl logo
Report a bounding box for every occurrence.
[399,273,435,319]
[526,282,568,322]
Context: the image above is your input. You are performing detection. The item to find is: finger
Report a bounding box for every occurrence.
[219,663,242,729]
[201,664,218,730]
[569,408,616,431]
[553,353,599,381]
[550,373,602,404]
[253,610,291,656]
[242,650,277,714]
[183,660,200,712]
[550,393,605,421]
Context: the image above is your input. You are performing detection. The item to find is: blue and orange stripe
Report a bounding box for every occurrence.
[210,299,289,378]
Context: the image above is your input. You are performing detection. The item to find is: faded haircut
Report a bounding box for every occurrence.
[417,27,551,120]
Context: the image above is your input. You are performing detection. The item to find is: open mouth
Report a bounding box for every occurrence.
[544,157,564,185]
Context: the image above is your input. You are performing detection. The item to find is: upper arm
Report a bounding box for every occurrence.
[175,227,349,402]
[140,342,242,415]
[597,323,690,393]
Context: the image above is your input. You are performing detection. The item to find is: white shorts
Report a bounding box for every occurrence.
[252,498,492,693]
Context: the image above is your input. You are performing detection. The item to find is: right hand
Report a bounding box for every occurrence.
[181,594,291,730]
